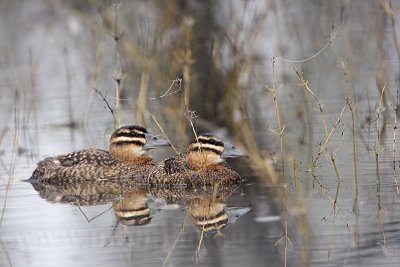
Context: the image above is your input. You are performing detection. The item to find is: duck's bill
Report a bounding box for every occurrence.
[221,142,247,158]
[143,133,170,149]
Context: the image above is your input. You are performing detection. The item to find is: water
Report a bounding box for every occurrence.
[2,0,400,266]
[1,162,282,267]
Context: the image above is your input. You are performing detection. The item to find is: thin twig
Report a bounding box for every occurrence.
[276,24,339,63]
[93,87,116,126]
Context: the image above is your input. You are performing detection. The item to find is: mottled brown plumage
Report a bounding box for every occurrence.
[148,134,245,187]
[30,125,169,183]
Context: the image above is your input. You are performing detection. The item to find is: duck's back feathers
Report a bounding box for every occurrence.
[149,154,242,187]
[31,149,155,183]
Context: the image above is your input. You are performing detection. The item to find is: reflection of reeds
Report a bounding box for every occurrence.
[334,51,359,213]
[346,98,359,212]
[162,209,190,267]
[392,89,399,194]
[0,90,21,228]
[296,70,348,218]
[375,84,386,212]
[62,48,76,129]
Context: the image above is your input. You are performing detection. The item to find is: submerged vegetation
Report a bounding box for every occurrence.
[1,1,400,266]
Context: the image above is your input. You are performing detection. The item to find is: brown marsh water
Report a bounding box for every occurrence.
[1,1,400,267]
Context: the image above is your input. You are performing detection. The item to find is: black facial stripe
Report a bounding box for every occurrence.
[120,125,148,133]
[198,138,224,147]
[189,146,222,155]
[192,210,226,222]
[113,140,145,147]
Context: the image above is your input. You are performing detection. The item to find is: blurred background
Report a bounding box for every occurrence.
[1,0,400,266]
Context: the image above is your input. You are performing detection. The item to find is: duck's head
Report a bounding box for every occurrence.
[109,125,169,162]
[187,134,246,168]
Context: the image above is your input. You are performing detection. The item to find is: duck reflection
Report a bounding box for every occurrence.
[30,180,121,206]
[190,197,229,232]
[113,190,151,226]
[27,180,249,232]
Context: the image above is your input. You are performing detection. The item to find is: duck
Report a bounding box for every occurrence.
[148,134,245,187]
[29,125,170,183]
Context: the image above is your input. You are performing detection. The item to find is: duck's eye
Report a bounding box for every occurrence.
[209,139,216,145]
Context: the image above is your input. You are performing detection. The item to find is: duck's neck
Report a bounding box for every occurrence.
[187,151,223,170]
[110,145,153,164]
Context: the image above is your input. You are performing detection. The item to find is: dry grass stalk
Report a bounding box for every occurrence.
[151,114,196,188]
[162,209,190,267]
[136,69,150,126]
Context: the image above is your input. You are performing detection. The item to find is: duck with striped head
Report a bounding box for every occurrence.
[150,134,245,186]
[29,125,169,183]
